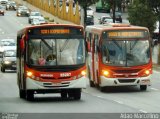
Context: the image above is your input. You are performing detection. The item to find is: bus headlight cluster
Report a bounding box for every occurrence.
[141,69,152,77]
[73,70,87,80]
[102,70,113,78]
[4,61,11,64]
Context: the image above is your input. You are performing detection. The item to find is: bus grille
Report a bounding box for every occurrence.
[113,69,141,73]
[118,79,136,83]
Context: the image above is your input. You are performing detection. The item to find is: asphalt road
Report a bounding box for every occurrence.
[0,4,160,119]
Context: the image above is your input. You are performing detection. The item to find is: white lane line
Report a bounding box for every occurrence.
[139,109,147,113]
[113,100,124,104]
[150,88,159,91]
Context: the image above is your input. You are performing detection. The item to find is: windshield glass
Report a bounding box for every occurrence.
[28,38,85,66]
[4,51,16,57]
[102,39,150,67]
[31,12,41,16]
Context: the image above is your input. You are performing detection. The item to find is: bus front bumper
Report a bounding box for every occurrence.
[26,77,87,90]
[100,76,151,87]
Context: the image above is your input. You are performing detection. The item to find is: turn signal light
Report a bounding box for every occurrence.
[103,70,110,77]
[81,70,86,76]
[27,71,33,77]
[145,70,150,75]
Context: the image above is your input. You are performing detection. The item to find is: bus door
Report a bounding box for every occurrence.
[19,35,26,89]
[92,34,99,84]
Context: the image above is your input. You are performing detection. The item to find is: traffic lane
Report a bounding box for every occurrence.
[151,70,160,90]
[0,72,140,113]
[0,10,29,39]
[94,12,129,25]
[84,76,160,113]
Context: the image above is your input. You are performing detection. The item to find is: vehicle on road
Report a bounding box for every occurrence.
[87,7,94,17]
[6,1,17,10]
[0,39,16,60]
[28,11,43,24]
[31,17,46,25]
[1,50,16,72]
[0,5,5,15]
[0,0,8,6]
[17,24,87,101]
[98,15,112,24]
[16,5,29,17]
[86,23,152,91]
[95,0,110,13]
[86,15,94,26]
[152,21,159,45]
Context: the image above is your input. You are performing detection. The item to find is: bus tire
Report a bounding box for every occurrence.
[26,90,34,101]
[90,80,95,87]
[1,67,5,72]
[88,66,95,87]
[19,89,26,99]
[140,85,147,91]
[100,86,105,92]
[73,89,81,100]
[61,90,68,99]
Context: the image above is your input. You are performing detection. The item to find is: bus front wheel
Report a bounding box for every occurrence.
[140,85,147,91]
[26,90,34,101]
[61,90,68,99]
[19,89,26,99]
[73,89,81,100]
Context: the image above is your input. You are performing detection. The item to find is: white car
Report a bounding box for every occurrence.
[0,39,16,60]
[87,7,94,17]
[0,0,8,5]
[31,17,46,25]
[28,11,43,24]
[99,15,112,24]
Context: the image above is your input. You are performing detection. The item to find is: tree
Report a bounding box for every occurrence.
[146,0,160,64]
[75,0,99,27]
[127,0,157,36]
[147,0,160,40]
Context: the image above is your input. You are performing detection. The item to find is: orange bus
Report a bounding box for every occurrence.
[85,24,152,91]
[17,24,87,100]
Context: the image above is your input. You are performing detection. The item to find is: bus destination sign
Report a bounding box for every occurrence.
[28,27,83,36]
[107,31,148,38]
[40,29,70,34]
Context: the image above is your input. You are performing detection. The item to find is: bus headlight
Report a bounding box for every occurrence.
[27,71,33,77]
[142,69,151,77]
[81,70,86,76]
[4,61,11,64]
[102,70,110,77]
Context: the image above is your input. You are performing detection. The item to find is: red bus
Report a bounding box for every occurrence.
[17,24,87,100]
[85,23,152,91]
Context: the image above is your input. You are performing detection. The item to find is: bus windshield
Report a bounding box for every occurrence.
[28,38,85,66]
[102,39,150,67]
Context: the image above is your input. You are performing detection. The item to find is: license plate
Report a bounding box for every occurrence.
[53,83,61,86]
[12,65,16,67]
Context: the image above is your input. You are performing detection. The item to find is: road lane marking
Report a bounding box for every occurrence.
[150,88,159,91]
[139,109,147,113]
[83,90,125,105]
[113,100,124,104]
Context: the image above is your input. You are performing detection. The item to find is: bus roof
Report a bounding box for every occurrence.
[85,23,149,34]
[17,24,84,36]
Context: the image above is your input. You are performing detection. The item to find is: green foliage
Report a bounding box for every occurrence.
[75,0,99,27]
[128,0,157,35]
